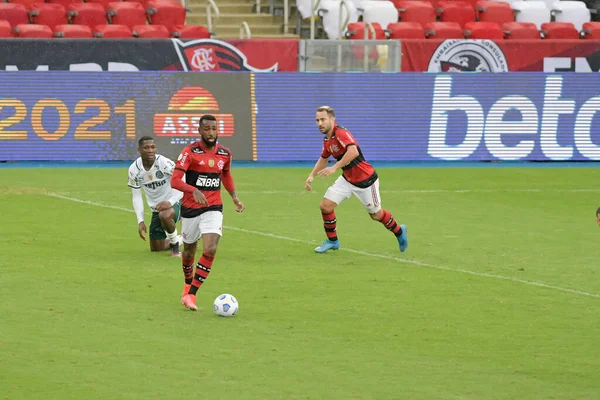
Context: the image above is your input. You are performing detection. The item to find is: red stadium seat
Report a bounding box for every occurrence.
[67,3,107,28]
[395,1,436,25]
[386,21,425,39]
[47,0,84,7]
[93,23,133,38]
[475,1,514,26]
[503,21,539,39]
[54,23,93,37]
[424,21,464,38]
[0,19,12,37]
[170,24,210,38]
[107,2,147,28]
[582,21,600,39]
[132,24,169,37]
[0,4,29,27]
[85,0,116,10]
[146,0,185,31]
[29,3,67,30]
[436,1,475,28]
[13,23,53,37]
[9,0,41,7]
[464,21,504,39]
[541,22,580,39]
[345,22,386,39]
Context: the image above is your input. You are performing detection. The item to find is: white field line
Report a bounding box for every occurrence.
[45,192,600,299]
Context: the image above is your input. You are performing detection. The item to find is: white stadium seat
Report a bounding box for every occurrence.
[512,1,551,29]
[360,0,398,30]
[318,0,359,39]
[551,0,591,31]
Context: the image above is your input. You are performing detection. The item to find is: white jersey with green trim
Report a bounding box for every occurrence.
[127,155,183,211]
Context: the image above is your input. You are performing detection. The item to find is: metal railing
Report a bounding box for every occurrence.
[309,0,321,40]
[240,21,252,38]
[310,0,351,40]
[283,0,289,34]
[206,0,220,35]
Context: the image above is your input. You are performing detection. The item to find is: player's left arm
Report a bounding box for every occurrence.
[221,157,244,213]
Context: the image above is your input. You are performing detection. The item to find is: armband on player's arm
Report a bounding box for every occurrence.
[131,188,145,224]
[221,168,236,194]
[170,168,197,193]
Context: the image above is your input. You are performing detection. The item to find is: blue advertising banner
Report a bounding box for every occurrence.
[254,73,600,162]
[0,72,253,161]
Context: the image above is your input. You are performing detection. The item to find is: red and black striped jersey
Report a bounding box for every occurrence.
[321,124,377,188]
[174,141,232,218]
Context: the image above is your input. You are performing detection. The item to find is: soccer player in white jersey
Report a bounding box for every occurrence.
[128,136,184,257]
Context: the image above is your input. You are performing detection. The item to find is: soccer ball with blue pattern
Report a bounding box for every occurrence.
[213,293,238,317]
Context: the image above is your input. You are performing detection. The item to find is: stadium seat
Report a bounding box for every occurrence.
[386,21,425,38]
[170,24,210,38]
[107,2,148,28]
[54,23,93,37]
[317,0,359,40]
[0,4,29,27]
[395,1,436,25]
[67,3,107,28]
[146,0,186,31]
[9,0,41,7]
[424,21,464,38]
[359,0,398,31]
[464,21,504,39]
[436,1,475,28]
[512,1,550,30]
[540,21,580,38]
[502,21,540,38]
[85,0,116,10]
[0,19,12,37]
[132,24,170,37]
[29,3,67,30]
[13,22,53,37]
[551,0,590,31]
[93,23,133,38]
[582,21,600,38]
[47,0,84,7]
[345,21,386,39]
[475,1,514,25]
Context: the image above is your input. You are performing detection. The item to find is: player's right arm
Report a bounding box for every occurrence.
[305,144,331,191]
[128,166,146,240]
[170,148,208,206]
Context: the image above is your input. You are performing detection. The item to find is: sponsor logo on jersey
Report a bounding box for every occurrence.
[195,175,221,188]
[144,179,168,190]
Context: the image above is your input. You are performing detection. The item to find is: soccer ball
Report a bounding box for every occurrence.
[213,293,238,317]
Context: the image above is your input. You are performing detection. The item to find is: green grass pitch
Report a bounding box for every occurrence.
[1,165,599,400]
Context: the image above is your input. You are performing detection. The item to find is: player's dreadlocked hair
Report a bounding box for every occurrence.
[138,136,154,147]
[317,106,335,117]
[199,115,217,127]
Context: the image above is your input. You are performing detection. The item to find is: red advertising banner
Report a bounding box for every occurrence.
[402,39,600,72]
[172,39,299,72]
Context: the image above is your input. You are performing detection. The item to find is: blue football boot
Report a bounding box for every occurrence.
[314,239,340,253]
[397,225,408,252]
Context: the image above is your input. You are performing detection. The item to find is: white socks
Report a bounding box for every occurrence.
[166,229,179,244]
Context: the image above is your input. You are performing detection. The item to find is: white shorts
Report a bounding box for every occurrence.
[181,211,223,244]
[324,176,381,214]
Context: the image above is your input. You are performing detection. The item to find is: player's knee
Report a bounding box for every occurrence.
[203,243,218,256]
[370,210,383,220]
[319,200,335,214]
[158,209,174,222]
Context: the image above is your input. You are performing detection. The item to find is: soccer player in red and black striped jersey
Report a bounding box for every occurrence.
[170,115,245,311]
[305,106,408,253]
